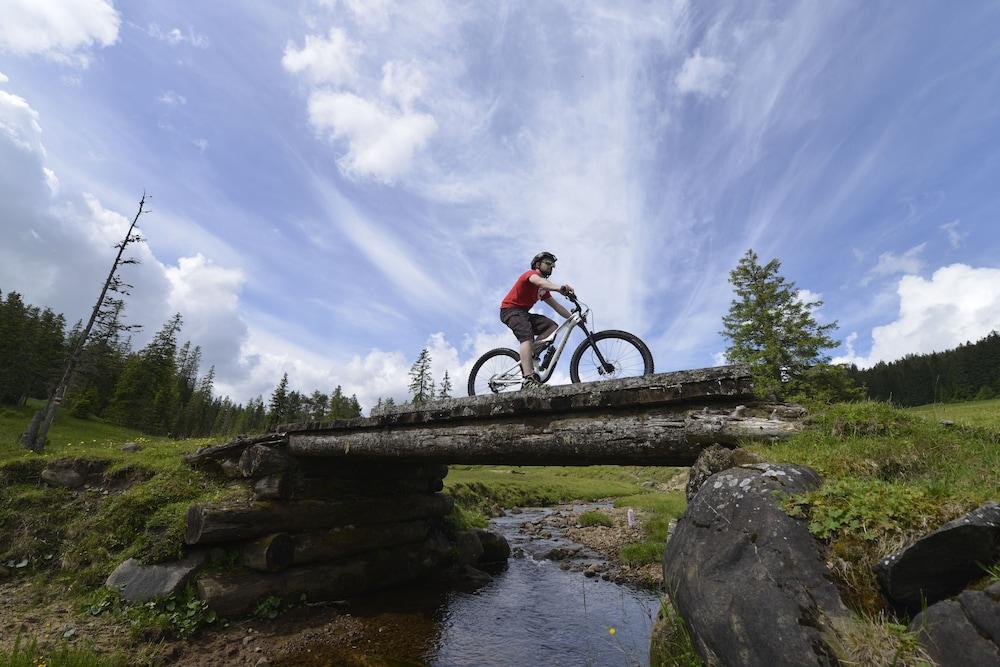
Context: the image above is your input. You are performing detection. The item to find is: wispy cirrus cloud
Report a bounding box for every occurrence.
[861,243,926,286]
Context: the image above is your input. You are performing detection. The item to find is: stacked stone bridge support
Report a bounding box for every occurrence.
[181,365,803,615]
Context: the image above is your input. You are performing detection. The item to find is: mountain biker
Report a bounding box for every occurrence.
[499,251,575,390]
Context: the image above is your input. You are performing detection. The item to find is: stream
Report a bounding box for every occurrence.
[277,503,663,666]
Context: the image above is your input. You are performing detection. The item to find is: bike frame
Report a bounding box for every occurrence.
[487,297,614,392]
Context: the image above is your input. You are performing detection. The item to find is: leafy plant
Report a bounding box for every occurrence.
[86,585,217,638]
[253,595,283,620]
[784,478,939,541]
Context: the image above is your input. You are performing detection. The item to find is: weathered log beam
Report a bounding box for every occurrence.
[277,365,754,432]
[185,493,454,545]
[198,536,450,617]
[253,472,446,500]
[288,405,802,466]
[242,533,294,572]
[183,433,288,467]
[238,444,292,478]
[293,520,431,564]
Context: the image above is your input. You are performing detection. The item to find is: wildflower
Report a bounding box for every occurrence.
[609,627,616,636]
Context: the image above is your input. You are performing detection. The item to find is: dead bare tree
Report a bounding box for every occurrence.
[20,193,149,452]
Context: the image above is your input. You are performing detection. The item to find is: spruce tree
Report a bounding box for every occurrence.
[408,348,434,404]
[721,249,838,398]
[438,371,452,399]
[268,373,290,426]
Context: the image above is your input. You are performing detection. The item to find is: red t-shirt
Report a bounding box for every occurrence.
[500,270,552,310]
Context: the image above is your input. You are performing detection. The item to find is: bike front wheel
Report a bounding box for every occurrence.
[569,330,654,383]
[468,348,522,396]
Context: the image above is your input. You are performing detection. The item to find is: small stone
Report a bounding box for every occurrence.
[41,466,84,489]
[243,636,252,645]
[255,659,271,667]
[120,442,141,452]
[63,628,76,639]
[939,420,955,427]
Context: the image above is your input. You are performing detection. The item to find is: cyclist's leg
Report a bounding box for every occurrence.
[529,314,558,353]
[501,308,538,379]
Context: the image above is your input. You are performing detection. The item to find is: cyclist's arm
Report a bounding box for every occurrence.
[528,273,571,294]
[543,296,572,319]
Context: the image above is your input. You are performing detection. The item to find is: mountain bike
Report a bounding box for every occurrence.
[467,295,654,396]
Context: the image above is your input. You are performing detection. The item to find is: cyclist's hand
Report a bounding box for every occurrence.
[560,284,575,297]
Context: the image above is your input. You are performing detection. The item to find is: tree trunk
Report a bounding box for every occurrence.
[238,444,292,478]
[22,195,147,452]
[185,493,454,545]
[197,536,450,617]
[293,520,431,564]
[288,406,801,467]
[242,533,295,572]
[253,472,445,500]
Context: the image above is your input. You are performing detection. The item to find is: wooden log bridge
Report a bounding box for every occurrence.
[279,366,803,467]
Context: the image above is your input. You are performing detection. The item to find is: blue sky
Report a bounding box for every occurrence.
[2,1,999,409]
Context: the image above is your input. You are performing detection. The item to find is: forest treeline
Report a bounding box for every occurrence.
[848,330,1000,406]
[0,289,361,438]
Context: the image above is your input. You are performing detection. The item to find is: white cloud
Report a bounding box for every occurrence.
[146,23,209,49]
[158,90,187,106]
[0,0,120,66]
[675,51,732,98]
[381,60,427,111]
[861,243,926,286]
[165,254,252,379]
[307,90,437,182]
[941,220,965,249]
[833,264,1000,367]
[43,166,59,194]
[795,289,822,306]
[191,138,208,153]
[0,72,8,84]
[282,28,361,86]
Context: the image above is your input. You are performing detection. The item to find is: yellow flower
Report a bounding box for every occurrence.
[608,627,616,636]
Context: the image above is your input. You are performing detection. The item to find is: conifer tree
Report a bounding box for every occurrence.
[268,373,290,426]
[721,249,838,398]
[408,348,434,404]
[438,371,452,399]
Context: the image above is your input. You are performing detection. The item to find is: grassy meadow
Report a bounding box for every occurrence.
[906,396,1000,428]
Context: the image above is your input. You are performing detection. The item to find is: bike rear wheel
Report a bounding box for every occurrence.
[468,348,522,396]
[569,330,654,383]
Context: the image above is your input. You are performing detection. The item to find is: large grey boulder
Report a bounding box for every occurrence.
[663,463,849,666]
[875,502,1000,613]
[685,445,763,501]
[909,582,1000,666]
[473,528,511,564]
[105,551,208,603]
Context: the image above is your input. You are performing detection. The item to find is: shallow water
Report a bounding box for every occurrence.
[430,505,661,666]
[280,504,662,666]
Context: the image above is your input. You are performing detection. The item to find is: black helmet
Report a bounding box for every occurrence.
[531,251,557,269]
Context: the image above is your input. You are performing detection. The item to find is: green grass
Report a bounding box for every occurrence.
[907,397,1000,428]
[577,510,614,527]
[444,465,682,517]
[0,401,237,595]
[0,636,129,667]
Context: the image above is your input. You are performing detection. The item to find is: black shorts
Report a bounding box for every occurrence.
[500,308,556,344]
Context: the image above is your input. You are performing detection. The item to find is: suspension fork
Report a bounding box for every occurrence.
[576,322,615,373]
